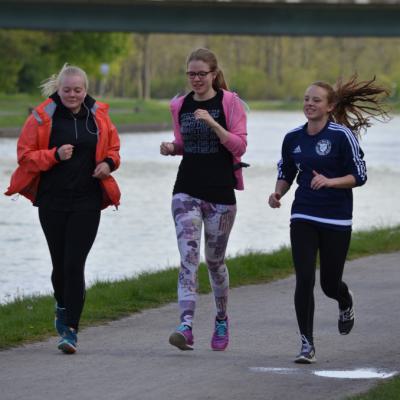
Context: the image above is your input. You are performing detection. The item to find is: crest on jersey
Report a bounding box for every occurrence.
[315,139,331,156]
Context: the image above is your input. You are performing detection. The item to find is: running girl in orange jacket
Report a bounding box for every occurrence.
[5,64,121,354]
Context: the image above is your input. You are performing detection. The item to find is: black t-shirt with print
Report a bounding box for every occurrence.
[173,90,236,205]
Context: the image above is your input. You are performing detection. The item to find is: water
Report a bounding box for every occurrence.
[1,111,399,303]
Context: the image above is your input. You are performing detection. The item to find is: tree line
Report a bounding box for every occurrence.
[1,30,400,100]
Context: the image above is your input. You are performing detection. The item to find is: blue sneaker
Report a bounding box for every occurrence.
[339,290,355,335]
[294,335,316,364]
[54,305,66,336]
[58,327,78,354]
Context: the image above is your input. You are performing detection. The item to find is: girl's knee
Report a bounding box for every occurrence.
[206,257,222,269]
[320,283,338,299]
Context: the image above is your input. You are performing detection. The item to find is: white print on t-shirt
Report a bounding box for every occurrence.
[180,109,221,154]
[292,145,302,154]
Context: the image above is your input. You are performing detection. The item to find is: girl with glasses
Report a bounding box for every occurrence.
[160,48,248,351]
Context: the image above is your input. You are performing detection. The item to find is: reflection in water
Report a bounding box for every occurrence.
[1,111,399,302]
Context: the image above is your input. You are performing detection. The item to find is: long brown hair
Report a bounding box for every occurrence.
[312,75,390,137]
[187,48,228,91]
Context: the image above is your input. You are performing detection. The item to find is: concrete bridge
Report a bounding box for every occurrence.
[0,0,400,36]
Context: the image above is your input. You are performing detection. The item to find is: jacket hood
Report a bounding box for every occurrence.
[33,94,109,125]
[50,92,96,109]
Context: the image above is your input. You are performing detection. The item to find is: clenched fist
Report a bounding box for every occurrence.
[57,144,74,161]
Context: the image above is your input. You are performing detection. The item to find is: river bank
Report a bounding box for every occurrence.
[1,224,399,349]
[0,94,172,137]
[0,122,172,138]
[1,94,396,138]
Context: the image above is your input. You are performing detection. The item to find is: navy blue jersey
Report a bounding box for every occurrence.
[277,121,367,229]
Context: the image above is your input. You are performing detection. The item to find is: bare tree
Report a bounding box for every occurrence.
[136,33,151,99]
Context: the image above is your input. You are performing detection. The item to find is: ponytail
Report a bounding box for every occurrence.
[213,69,228,91]
[312,75,390,137]
[40,63,89,97]
[333,75,390,136]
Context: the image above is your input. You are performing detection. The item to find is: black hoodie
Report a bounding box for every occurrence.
[34,93,103,211]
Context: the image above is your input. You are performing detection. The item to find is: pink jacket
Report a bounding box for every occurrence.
[170,89,248,190]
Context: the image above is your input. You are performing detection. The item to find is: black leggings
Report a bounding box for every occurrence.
[39,208,101,330]
[290,221,352,343]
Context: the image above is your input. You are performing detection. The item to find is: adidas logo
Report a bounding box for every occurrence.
[293,145,301,154]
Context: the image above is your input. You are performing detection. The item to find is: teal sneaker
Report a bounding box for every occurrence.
[211,317,229,351]
[169,324,194,351]
[58,327,78,354]
[54,304,66,336]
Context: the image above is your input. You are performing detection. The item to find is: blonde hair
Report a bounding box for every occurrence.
[187,48,228,91]
[40,63,89,97]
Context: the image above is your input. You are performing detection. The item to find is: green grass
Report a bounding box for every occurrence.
[0,114,29,128]
[1,224,399,351]
[347,225,400,258]
[102,97,170,125]
[348,377,400,400]
[0,93,42,113]
[0,94,170,128]
[1,94,398,129]
[0,248,294,350]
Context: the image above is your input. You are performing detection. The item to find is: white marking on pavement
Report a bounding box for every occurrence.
[249,367,398,379]
[249,367,298,374]
[314,368,398,379]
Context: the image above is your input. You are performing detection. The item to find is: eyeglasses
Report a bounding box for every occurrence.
[186,71,212,79]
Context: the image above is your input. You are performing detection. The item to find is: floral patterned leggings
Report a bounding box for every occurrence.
[172,193,237,327]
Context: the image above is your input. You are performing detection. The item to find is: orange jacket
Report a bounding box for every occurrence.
[5,97,121,209]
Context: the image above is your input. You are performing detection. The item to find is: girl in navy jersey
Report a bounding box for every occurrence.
[160,48,248,351]
[268,76,389,363]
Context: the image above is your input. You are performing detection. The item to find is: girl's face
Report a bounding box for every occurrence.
[187,60,216,98]
[58,74,87,113]
[303,85,334,122]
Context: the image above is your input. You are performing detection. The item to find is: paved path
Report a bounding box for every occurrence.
[1,253,399,400]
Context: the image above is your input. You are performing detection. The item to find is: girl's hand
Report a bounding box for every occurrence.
[268,192,282,208]
[311,170,331,190]
[92,162,111,179]
[57,144,74,161]
[194,109,216,127]
[160,142,175,156]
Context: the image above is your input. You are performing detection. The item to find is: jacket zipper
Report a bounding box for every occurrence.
[71,114,78,140]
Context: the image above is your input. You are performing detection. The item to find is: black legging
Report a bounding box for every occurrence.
[39,208,101,330]
[290,220,352,343]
